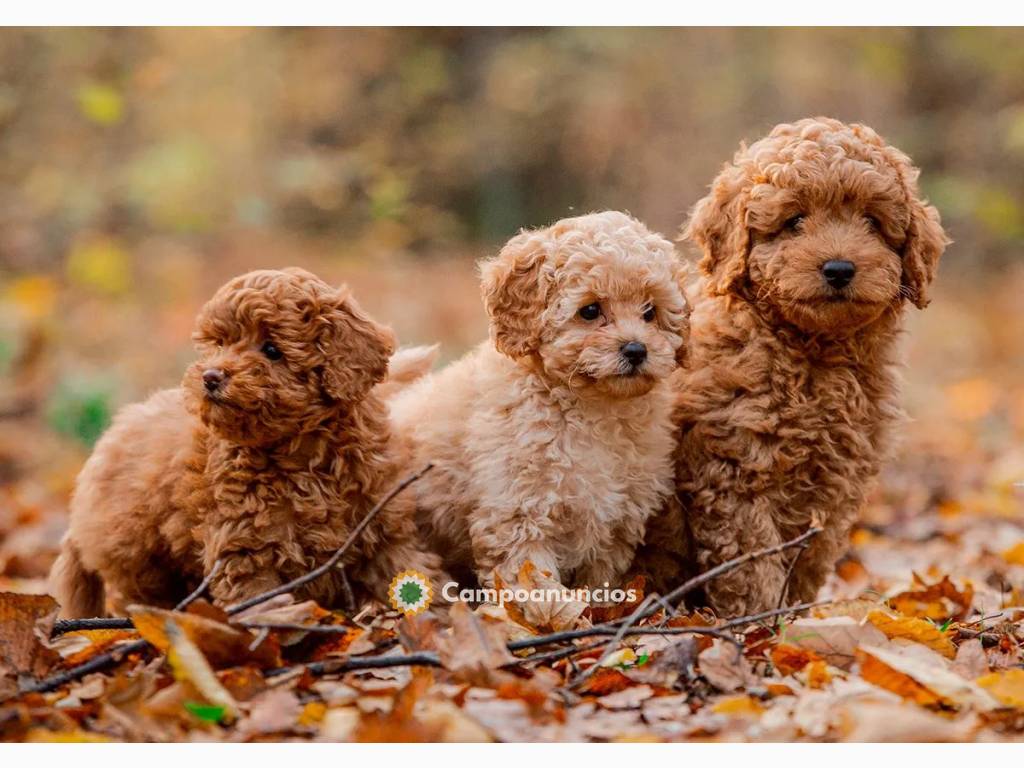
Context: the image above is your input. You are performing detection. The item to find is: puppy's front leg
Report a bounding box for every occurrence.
[689,492,788,617]
[469,514,561,587]
[200,518,285,607]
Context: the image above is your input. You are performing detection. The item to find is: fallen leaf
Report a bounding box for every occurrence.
[711,694,764,716]
[952,638,990,680]
[164,618,238,723]
[857,644,997,711]
[888,574,974,622]
[771,643,823,675]
[784,616,887,670]
[235,688,302,738]
[839,700,976,742]
[437,603,515,686]
[976,668,1024,709]
[0,592,60,680]
[129,605,280,669]
[866,611,956,658]
[698,640,757,692]
[1002,541,1024,566]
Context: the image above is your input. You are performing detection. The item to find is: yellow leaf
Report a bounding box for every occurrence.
[299,701,327,727]
[804,660,833,690]
[599,648,637,668]
[857,645,996,711]
[977,669,1024,709]
[712,695,764,716]
[76,82,124,125]
[866,611,956,658]
[164,618,238,723]
[1002,541,1024,566]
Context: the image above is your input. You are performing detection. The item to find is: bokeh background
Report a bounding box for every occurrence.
[1,28,1022,585]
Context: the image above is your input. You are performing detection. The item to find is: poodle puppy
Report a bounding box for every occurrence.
[389,211,690,591]
[637,117,948,616]
[51,268,440,617]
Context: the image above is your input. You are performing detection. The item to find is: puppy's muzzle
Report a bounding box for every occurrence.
[821,260,856,290]
[620,341,647,369]
[203,368,228,393]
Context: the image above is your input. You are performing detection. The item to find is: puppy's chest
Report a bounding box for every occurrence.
[207,451,352,530]
[483,398,674,523]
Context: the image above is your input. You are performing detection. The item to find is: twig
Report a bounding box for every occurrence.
[515,640,609,666]
[226,463,434,616]
[175,559,224,611]
[507,622,737,652]
[569,593,667,687]
[239,622,355,635]
[776,536,812,610]
[50,559,226,637]
[18,639,151,696]
[265,651,441,679]
[720,599,826,629]
[51,617,133,636]
[621,525,823,626]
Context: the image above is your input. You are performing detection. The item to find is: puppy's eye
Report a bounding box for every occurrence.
[783,214,804,232]
[865,214,882,232]
[642,305,656,323]
[261,341,283,361]
[578,302,601,321]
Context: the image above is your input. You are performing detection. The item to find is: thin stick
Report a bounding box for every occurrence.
[226,464,434,616]
[175,558,224,611]
[619,525,823,626]
[516,640,609,666]
[720,599,826,629]
[265,651,441,679]
[51,617,133,636]
[569,593,663,687]
[776,535,813,610]
[240,622,355,635]
[18,639,150,696]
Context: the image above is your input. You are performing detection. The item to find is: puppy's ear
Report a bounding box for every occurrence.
[480,232,549,359]
[901,199,948,309]
[318,288,396,402]
[672,264,692,367]
[684,166,750,297]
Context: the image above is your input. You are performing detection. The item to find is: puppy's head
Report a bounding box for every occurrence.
[480,211,689,399]
[686,117,949,336]
[184,268,395,446]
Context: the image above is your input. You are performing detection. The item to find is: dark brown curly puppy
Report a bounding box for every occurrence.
[637,117,949,616]
[51,268,440,617]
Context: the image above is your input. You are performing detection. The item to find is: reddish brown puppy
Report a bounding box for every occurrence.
[51,268,440,617]
[638,117,949,616]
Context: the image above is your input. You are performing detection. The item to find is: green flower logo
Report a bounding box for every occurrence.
[388,570,433,616]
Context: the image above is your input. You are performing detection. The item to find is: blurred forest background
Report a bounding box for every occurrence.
[0,28,1022,587]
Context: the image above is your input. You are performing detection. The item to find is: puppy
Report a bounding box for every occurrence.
[51,268,440,617]
[389,211,689,591]
[638,118,948,616]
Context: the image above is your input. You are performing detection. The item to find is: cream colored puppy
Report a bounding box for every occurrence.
[390,211,689,590]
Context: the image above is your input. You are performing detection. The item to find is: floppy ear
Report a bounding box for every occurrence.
[684,166,751,297]
[672,263,692,367]
[317,288,396,402]
[479,231,549,359]
[901,199,948,309]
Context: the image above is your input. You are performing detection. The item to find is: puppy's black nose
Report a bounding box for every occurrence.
[620,341,647,367]
[203,368,226,392]
[822,260,856,289]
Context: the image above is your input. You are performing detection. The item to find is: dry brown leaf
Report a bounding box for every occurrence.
[866,610,956,658]
[507,561,589,633]
[952,638,990,680]
[771,643,823,675]
[165,618,238,723]
[839,700,976,742]
[698,640,757,692]
[784,616,887,670]
[888,574,974,622]
[235,688,303,738]
[857,644,997,711]
[711,694,764,717]
[129,604,280,669]
[0,592,60,680]
[437,602,515,685]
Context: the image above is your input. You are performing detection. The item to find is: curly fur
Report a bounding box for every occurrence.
[51,268,440,617]
[635,118,949,616]
[389,211,690,590]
